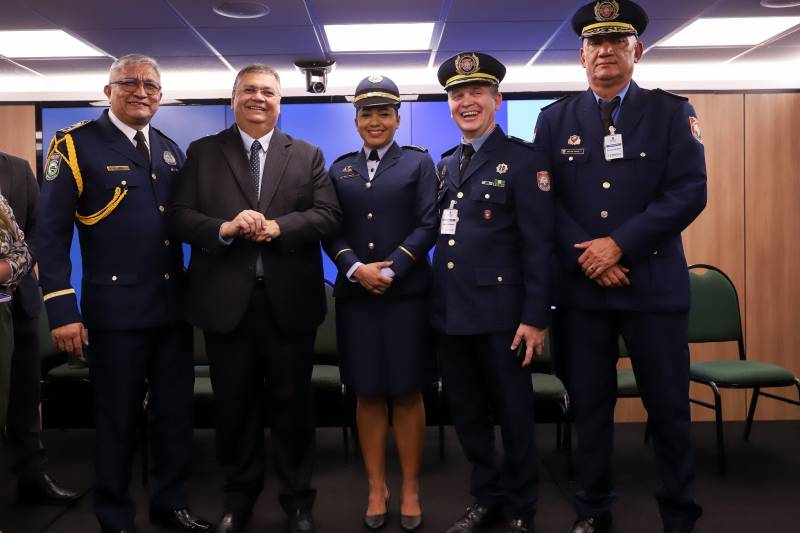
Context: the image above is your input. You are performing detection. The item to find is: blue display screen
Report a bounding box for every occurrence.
[40,98,552,301]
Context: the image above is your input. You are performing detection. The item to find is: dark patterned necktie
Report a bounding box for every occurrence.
[134,130,150,166]
[249,140,262,196]
[599,96,621,134]
[459,143,475,177]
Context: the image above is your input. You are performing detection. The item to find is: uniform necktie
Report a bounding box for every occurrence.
[599,96,621,134]
[249,140,262,197]
[459,143,475,177]
[368,149,380,162]
[134,130,150,166]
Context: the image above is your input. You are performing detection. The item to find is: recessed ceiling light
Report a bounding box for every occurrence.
[657,17,800,47]
[0,30,104,58]
[212,1,270,19]
[324,23,435,52]
[761,1,800,7]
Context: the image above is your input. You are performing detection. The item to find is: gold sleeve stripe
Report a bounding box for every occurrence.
[43,288,76,302]
[398,245,416,262]
[333,248,353,261]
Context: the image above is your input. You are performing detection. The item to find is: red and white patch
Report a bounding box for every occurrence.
[536,171,551,192]
[689,116,703,144]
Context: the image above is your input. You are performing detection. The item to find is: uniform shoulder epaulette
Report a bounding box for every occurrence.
[540,94,572,111]
[402,144,428,153]
[56,120,91,135]
[507,135,535,150]
[653,88,688,102]
[151,125,180,147]
[441,145,458,158]
[333,151,358,165]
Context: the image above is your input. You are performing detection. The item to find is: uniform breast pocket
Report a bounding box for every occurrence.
[102,171,143,190]
[632,148,665,179]
[87,272,138,286]
[556,150,589,181]
[469,187,508,204]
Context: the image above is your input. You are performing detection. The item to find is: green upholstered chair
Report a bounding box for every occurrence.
[531,330,572,453]
[687,264,800,474]
[311,281,351,459]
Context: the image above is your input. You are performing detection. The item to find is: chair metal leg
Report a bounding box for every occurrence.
[744,387,760,441]
[556,421,563,451]
[710,382,726,476]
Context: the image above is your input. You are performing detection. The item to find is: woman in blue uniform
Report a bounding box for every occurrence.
[325,75,438,531]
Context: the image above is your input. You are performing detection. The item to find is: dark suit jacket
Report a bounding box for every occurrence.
[167,125,341,334]
[0,152,40,319]
[534,81,707,312]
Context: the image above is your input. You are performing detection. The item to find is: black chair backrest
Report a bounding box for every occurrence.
[688,264,744,353]
[313,281,337,365]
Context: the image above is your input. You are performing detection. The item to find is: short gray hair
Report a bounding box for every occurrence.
[232,63,281,94]
[109,54,161,82]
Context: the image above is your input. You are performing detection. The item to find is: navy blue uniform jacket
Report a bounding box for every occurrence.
[432,127,555,335]
[324,142,438,298]
[534,81,707,312]
[37,110,186,330]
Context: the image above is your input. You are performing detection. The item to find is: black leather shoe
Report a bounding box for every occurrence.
[567,513,612,533]
[214,512,247,533]
[400,513,423,531]
[151,508,212,531]
[18,472,79,505]
[445,504,497,533]
[289,509,317,533]
[504,517,532,532]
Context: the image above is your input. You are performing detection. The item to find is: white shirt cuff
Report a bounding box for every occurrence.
[346,262,363,282]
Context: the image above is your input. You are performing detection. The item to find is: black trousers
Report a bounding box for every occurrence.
[6,311,46,478]
[553,308,703,531]
[438,331,538,519]
[204,286,316,517]
[89,325,194,531]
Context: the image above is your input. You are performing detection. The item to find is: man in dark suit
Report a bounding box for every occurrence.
[166,64,341,533]
[37,54,209,533]
[1,151,79,505]
[533,2,706,533]
[432,52,554,533]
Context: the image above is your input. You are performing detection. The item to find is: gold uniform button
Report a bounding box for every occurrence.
[457,192,464,199]
[164,273,171,280]
[448,239,455,247]
[368,242,375,250]
[365,182,372,189]
[111,275,118,281]
[640,152,647,158]
[497,276,503,283]
[484,193,491,200]
[600,210,609,218]
[158,205,165,213]
[121,180,127,186]
[151,173,157,180]
[367,213,373,220]
[602,181,611,189]
[164,239,170,246]
[447,261,455,270]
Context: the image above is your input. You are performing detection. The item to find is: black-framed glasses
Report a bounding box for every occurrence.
[110,78,162,96]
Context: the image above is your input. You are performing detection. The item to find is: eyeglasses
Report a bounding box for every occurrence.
[110,78,162,96]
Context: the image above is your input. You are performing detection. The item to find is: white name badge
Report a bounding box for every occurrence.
[604,127,624,161]
[440,200,459,235]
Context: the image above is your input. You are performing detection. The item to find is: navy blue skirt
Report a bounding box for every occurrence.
[335,294,436,396]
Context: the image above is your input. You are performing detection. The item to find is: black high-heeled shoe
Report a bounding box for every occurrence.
[400,512,423,531]
[363,487,390,530]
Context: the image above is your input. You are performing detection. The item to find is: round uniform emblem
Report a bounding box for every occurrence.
[455,53,480,75]
[367,74,384,83]
[45,152,62,180]
[689,116,703,144]
[163,151,177,165]
[594,0,620,21]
